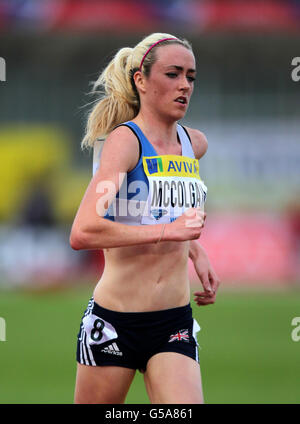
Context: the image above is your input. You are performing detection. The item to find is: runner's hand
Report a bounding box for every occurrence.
[168,207,206,241]
[192,246,221,306]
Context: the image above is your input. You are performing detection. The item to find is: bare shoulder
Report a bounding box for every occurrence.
[98,125,140,173]
[184,126,208,160]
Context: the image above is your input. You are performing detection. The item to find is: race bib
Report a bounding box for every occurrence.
[141,155,207,225]
[82,313,118,346]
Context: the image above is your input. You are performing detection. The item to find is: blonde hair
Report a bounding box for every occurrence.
[81,33,192,148]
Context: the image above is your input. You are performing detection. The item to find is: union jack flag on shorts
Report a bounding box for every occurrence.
[168,329,189,343]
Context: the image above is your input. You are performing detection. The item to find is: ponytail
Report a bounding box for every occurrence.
[81,47,139,148]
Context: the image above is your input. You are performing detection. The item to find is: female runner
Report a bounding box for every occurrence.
[70,33,220,404]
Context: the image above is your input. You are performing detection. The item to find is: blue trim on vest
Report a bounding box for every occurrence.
[104,121,154,221]
[104,121,193,222]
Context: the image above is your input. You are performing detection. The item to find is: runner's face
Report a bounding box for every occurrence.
[144,44,196,121]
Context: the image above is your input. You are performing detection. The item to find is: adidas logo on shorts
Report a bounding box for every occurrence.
[101,342,123,356]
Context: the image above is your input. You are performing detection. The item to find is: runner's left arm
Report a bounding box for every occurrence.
[189,240,220,306]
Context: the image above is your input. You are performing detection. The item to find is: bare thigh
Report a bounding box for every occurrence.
[74,363,136,404]
[143,352,204,404]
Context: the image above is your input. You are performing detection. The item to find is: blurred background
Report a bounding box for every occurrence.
[0,0,299,404]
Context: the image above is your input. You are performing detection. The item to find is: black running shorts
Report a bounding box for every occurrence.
[76,297,201,372]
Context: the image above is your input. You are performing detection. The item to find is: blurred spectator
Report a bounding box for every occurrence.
[19,181,55,228]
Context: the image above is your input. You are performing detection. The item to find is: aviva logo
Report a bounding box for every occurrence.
[146,158,163,174]
[143,155,200,179]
